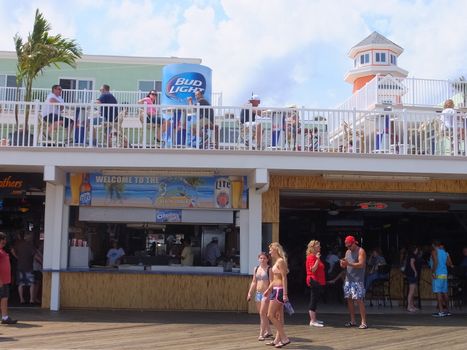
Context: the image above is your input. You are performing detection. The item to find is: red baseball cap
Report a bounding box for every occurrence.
[344,235,357,245]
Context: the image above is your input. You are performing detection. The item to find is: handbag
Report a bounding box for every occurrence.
[284,301,295,315]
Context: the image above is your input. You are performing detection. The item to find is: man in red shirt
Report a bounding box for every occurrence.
[0,232,17,324]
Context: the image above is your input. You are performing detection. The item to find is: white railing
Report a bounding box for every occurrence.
[1,100,466,156]
[337,76,467,110]
[0,87,223,107]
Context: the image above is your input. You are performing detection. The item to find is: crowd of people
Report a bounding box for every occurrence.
[39,86,315,150]
[0,231,44,325]
[246,237,466,347]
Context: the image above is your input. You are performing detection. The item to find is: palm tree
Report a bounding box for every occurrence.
[13,9,82,134]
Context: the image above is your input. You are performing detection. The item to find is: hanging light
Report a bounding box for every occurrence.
[18,197,30,213]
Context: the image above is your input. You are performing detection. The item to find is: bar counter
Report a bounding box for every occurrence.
[42,267,250,311]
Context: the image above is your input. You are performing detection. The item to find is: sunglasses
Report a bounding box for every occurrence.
[149,93,156,96]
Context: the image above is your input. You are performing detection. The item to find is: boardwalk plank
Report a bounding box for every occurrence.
[0,308,465,349]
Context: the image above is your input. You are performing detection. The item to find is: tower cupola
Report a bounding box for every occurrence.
[344,31,408,93]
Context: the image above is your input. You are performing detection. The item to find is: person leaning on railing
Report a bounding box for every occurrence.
[240,94,262,148]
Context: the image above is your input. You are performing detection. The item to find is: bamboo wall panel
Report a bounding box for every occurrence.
[389,268,434,300]
[261,175,467,225]
[45,272,250,311]
[262,187,279,223]
[270,175,467,193]
[42,272,51,309]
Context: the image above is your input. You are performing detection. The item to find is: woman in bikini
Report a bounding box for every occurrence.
[264,242,291,348]
[247,252,273,341]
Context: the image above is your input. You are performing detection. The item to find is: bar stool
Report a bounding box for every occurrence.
[368,265,392,308]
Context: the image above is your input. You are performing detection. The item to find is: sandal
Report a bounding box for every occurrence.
[344,321,356,327]
[258,336,266,341]
[358,323,368,329]
[263,333,274,338]
[275,340,291,348]
[266,341,277,346]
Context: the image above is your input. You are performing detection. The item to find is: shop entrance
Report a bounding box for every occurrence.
[0,172,46,307]
[279,191,467,304]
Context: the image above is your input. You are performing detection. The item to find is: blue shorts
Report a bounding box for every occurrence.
[432,278,448,293]
[255,291,264,302]
[17,271,35,286]
[270,287,284,304]
[343,281,365,300]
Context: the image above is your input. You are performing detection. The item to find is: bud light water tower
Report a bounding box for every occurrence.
[161,64,212,147]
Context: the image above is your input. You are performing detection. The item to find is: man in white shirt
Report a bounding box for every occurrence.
[106,241,125,266]
[42,85,71,137]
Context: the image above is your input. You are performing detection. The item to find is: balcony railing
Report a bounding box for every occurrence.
[337,76,467,111]
[0,87,223,107]
[1,100,466,157]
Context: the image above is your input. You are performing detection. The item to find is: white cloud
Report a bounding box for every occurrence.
[1,0,467,106]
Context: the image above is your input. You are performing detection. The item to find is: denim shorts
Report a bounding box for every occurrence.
[17,271,35,286]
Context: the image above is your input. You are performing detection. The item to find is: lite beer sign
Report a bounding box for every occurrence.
[165,72,206,102]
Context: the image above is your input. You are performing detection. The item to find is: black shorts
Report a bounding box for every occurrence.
[43,113,72,128]
[147,115,162,125]
[270,287,284,303]
[0,284,10,299]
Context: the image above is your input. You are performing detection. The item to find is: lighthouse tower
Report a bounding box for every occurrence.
[344,31,408,94]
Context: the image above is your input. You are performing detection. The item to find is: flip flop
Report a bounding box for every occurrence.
[275,340,291,348]
[266,341,277,346]
[344,321,356,327]
[358,323,368,329]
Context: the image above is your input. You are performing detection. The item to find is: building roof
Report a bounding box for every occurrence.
[348,31,403,57]
[0,51,202,66]
[353,31,402,50]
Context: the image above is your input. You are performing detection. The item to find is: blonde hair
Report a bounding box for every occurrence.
[269,242,288,266]
[306,240,320,256]
[444,99,455,109]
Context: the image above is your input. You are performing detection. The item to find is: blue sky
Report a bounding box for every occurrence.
[1,0,466,107]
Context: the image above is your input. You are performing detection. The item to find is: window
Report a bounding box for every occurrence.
[375,52,387,63]
[360,53,370,65]
[0,74,21,101]
[59,78,94,102]
[390,54,397,65]
[138,80,162,103]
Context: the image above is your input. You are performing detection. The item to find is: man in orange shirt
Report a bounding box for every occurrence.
[0,232,17,324]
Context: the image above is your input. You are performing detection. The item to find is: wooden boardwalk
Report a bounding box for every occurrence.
[0,308,466,349]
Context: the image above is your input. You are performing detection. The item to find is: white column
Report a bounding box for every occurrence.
[239,209,249,274]
[43,166,67,311]
[247,187,262,275]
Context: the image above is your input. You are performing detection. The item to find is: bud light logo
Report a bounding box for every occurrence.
[165,72,206,102]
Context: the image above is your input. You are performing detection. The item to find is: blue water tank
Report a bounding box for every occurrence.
[161,63,212,105]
